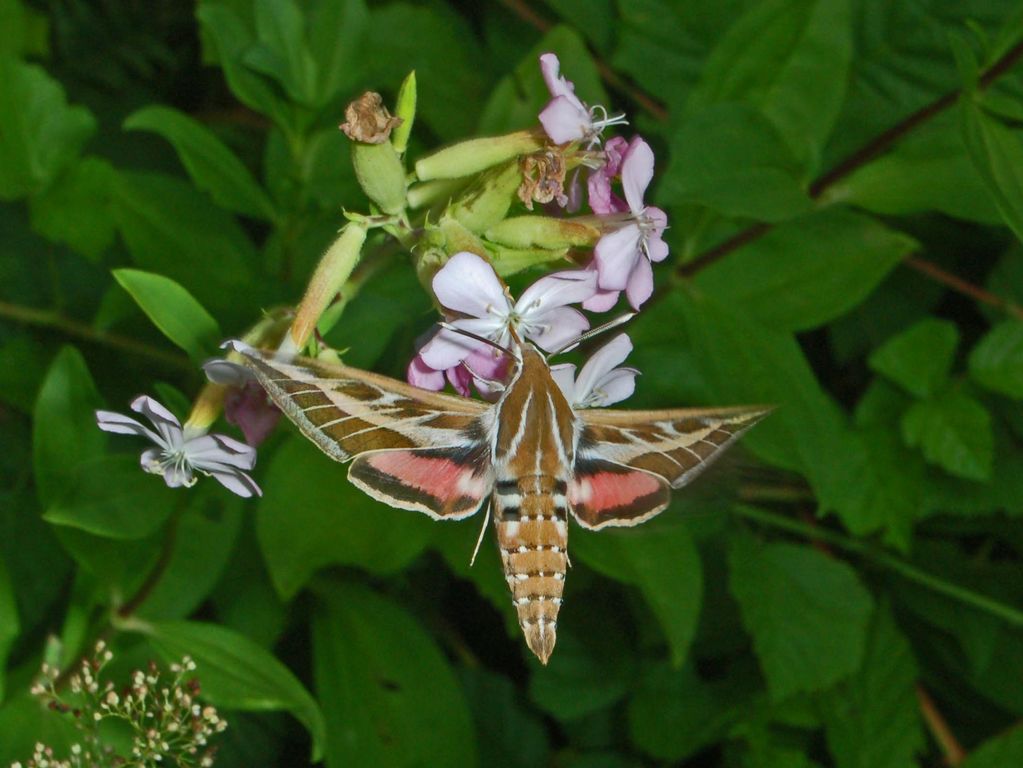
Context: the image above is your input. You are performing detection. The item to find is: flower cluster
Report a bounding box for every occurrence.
[409,53,665,401]
[17,642,225,768]
[96,395,261,498]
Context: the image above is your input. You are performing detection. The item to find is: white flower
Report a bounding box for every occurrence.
[550,334,638,408]
[96,396,261,498]
[419,252,597,370]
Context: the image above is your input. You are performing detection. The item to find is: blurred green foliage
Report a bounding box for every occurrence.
[2,0,1023,765]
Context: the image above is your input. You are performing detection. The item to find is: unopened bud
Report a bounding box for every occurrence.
[447,161,522,233]
[391,71,417,154]
[486,216,600,249]
[415,130,543,181]
[489,243,570,277]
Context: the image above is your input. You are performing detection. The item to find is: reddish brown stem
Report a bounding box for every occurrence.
[904,256,1023,320]
[916,683,966,766]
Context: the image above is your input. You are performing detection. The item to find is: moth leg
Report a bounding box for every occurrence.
[470,500,492,567]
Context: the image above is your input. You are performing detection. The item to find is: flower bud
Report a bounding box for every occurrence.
[415,130,543,181]
[488,243,570,277]
[391,71,417,155]
[351,141,407,215]
[447,161,522,233]
[486,216,600,249]
[286,222,368,353]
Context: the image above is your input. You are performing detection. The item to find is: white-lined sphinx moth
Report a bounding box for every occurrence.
[230,340,768,663]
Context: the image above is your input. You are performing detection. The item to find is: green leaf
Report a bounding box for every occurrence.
[257,438,434,599]
[29,156,118,260]
[113,268,222,362]
[243,0,317,106]
[827,116,1002,224]
[0,556,18,703]
[112,171,257,319]
[868,318,959,398]
[306,0,368,106]
[42,453,176,539]
[196,2,288,124]
[627,660,750,762]
[0,335,49,413]
[32,346,104,507]
[140,618,326,761]
[124,106,275,220]
[969,320,1023,398]
[459,666,550,768]
[573,519,702,666]
[643,290,848,497]
[367,2,487,140]
[690,0,853,167]
[961,727,1023,768]
[821,427,924,551]
[694,209,915,332]
[728,535,873,700]
[0,57,95,200]
[663,103,812,222]
[0,0,48,57]
[821,605,924,768]
[961,96,1023,243]
[0,693,76,765]
[901,389,994,481]
[313,582,476,768]
[528,596,634,720]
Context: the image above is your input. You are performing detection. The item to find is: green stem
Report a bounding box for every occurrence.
[733,505,1023,628]
[0,299,192,370]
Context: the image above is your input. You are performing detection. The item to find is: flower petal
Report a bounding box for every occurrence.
[407,354,446,391]
[203,358,254,386]
[594,225,642,291]
[516,269,597,319]
[590,367,638,407]
[644,206,670,262]
[186,433,257,471]
[603,136,629,177]
[203,465,262,498]
[95,410,163,444]
[540,53,574,99]
[625,256,655,310]
[582,287,620,313]
[224,382,280,447]
[432,252,509,319]
[525,306,590,352]
[130,395,184,449]
[621,136,655,214]
[549,363,578,403]
[446,365,473,397]
[540,96,592,145]
[574,334,633,403]
[419,317,503,370]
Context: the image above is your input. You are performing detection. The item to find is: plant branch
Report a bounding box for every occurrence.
[916,683,967,766]
[117,516,180,618]
[732,505,1023,629]
[0,299,192,371]
[677,37,1023,279]
[903,255,1023,320]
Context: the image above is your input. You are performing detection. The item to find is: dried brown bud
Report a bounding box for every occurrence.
[518,150,567,210]
[340,92,403,144]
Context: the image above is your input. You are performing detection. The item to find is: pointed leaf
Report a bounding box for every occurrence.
[139,619,326,761]
[901,389,994,481]
[728,534,873,700]
[29,156,118,260]
[969,320,1023,398]
[113,268,221,362]
[124,106,275,220]
[868,318,959,398]
[961,96,1023,243]
[313,582,476,768]
[961,728,1023,768]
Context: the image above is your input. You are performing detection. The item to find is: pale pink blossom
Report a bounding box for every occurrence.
[591,136,668,310]
[418,252,597,372]
[96,396,261,497]
[551,334,637,408]
[538,53,626,146]
[586,136,629,215]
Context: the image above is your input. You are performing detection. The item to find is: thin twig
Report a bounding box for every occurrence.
[676,37,1023,279]
[904,255,1023,320]
[916,683,967,766]
[0,300,192,371]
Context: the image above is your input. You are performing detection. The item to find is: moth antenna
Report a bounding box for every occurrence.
[438,322,521,363]
[470,501,491,567]
[550,312,636,356]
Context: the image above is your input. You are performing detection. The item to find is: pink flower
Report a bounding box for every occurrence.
[418,252,597,372]
[550,334,638,408]
[224,381,281,447]
[591,136,668,310]
[96,396,261,497]
[538,53,626,146]
[586,136,629,215]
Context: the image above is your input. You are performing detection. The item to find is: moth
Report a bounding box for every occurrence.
[230,338,768,664]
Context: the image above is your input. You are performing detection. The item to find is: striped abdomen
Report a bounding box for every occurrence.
[493,476,569,665]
